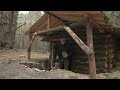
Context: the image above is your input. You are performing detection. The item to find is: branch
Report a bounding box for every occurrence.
[5,22,26,34]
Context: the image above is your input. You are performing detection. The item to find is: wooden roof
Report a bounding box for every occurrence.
[25,11,111,35]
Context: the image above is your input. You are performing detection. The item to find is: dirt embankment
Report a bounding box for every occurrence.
[0,50,89,79]
[0,50,120,79]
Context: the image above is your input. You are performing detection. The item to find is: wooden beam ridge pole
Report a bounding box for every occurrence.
[27,32,37,52]
[37,22,87,35]
[86,18,96,79]
[63,26,93,55]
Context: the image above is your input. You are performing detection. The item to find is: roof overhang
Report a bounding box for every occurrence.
[25,11,112,35]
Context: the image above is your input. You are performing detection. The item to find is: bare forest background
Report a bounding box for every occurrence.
[0,11,120,54]
[15,11,49,53]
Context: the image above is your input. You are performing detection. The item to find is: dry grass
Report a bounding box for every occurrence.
[0,50,49,62]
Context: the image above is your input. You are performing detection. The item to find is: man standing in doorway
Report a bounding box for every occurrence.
[56,38,73,71]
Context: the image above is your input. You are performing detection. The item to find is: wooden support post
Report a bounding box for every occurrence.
[63,26,93,55]
[51,42,55,69]
[86,19,96,79]
[27,32,37,52]
[106,34,114,72]
[47,14,56,70]
[28,35,32,60]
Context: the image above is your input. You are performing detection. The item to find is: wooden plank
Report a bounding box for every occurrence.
[64,26,93,55]
[86,19,96,79]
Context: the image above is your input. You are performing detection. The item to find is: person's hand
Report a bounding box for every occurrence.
[62,51,68,58]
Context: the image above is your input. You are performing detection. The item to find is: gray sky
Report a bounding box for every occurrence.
[19,11,44,15]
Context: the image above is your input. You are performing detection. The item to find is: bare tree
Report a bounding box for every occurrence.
[0,11,18,49]
[16,11,49,53]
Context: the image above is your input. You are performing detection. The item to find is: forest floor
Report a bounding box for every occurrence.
[0,50,120,79]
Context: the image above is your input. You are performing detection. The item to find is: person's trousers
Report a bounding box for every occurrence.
[60,59,70,70]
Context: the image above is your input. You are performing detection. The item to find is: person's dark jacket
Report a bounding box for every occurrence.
[56,42,73,59]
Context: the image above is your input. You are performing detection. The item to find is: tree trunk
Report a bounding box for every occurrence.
[0,11,18,49]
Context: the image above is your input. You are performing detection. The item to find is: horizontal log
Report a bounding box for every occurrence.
[72,55,107,60]
[73,50,107,56]
[115,47,120,50]
[72,62,107,69]
[72,54,107,59]
[72,51,107,58]
[72,59,107,64]
[36,22,87,35]
[74,67,106,73]
[94,50,106,54]
[73,60,89,64]
[41,33,108,43]
[72,64,89,69]
[71,65,107,74]
[107,49,114,53]
[96,61,107,66]
[107,55,114,59]
[94,47,107,51]
[42,34,107,42]
[71,69,89,74]
[48,28,106,36]
[72,56,107,61]
[41,29,107,38]
[42,37,109,44]
[115,51,120,54]
[96,68,107,73]
[94,41,113,45]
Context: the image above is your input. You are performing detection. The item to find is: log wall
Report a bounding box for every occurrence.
[114,38,120,67]
[45,26,115,74]
[70,29,115,74]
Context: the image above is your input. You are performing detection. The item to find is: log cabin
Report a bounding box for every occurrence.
[25,11,120,79]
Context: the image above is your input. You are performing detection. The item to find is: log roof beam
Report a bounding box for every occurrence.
[45,11,73,25]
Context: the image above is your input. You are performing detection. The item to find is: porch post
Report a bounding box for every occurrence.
[86,19,96,79]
